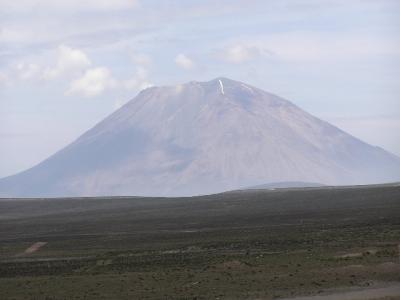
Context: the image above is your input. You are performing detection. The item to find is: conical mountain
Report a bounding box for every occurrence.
[1,77,400,197]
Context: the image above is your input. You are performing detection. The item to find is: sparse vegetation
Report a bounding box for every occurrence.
[0,184,400,299]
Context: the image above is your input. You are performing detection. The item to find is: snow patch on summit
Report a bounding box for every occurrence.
[219,79,225,95]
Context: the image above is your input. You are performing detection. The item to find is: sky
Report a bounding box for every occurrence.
[0,0,399,178]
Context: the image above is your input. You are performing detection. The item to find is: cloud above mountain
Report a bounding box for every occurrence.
[175,54,195,70]
[67,67,116,97]
[2,44,153,98]
[1,0,138,13]
[43,45,91,80]
[219,44,265,63]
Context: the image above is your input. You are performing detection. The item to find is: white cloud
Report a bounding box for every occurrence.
[9,44,153,97]
[43,45,91,80]
[66,64,153,98]
[67,67,116,97]
[0,0,138,13]
[0,71,10,86]
[123,66,153,91]
[216,31,400,66]
[222,44,263,63]
[15,62,41,80]
[175,54,195,70]
[10,45,91,83]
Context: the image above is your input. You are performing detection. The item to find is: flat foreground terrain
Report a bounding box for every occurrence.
[0,184,400,299]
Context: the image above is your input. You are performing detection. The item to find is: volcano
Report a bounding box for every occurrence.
[1,77,400,197]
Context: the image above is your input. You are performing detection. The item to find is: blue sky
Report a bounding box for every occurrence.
[1,0,399,178]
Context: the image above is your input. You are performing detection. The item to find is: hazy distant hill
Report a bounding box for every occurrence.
[245,181,325,190]
[1,77,400,197]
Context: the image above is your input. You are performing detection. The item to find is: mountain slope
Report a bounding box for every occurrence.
[1,77,400,197]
